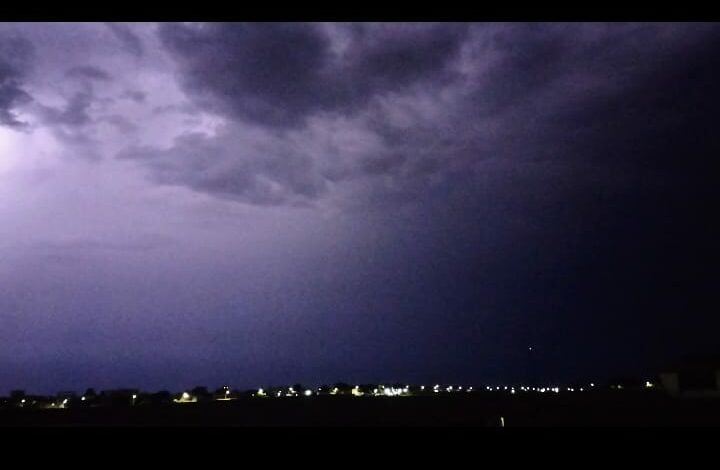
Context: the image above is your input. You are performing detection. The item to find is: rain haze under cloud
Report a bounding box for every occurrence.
[1,22,719,393]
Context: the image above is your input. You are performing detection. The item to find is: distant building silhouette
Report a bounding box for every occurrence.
[659,355,720,397]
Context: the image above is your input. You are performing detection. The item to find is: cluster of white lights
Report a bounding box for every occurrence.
[174,391,197,403]
[381,387,406,397]
[242,381,606,400]
[5,379,650,409]
[477,384,604,394]
[282,387,300,397]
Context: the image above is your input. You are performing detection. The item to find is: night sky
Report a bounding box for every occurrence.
[1,23,719,394]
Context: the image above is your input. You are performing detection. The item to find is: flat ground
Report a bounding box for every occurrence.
[2,392,720,427]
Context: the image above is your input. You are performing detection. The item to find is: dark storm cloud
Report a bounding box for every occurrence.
[0,34,33,128]
[339,22,469,93]
[154,22,720,379]
[100,114,137,134]
[105,22,144,57]
[123,23,471,204]
[40,90,96,127]
[448,23,720,376]
[158,22,469,128]
[119,130,327,206]
[6,22,720,392]
[121,89,146,103]
[158,22,330,127]
[65,65,112,82]
[131,22,720,213]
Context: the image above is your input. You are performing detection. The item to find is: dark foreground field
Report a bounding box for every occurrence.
[3,392,720,427]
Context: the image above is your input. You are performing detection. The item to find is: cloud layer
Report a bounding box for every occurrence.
[1,23,720,393]
[0,33,33,127]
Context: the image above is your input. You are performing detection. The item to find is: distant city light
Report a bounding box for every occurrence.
[5,378,648,411]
